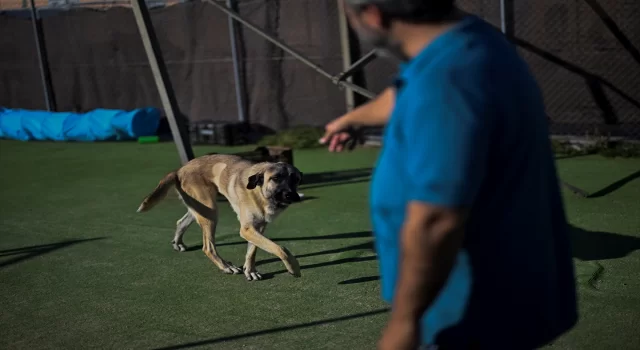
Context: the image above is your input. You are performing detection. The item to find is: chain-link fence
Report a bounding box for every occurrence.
[362,0,640,139]
[1,0,639,138]
[510,0,640,138]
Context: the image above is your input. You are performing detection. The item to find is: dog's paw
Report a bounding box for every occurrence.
[286,260,302,277]
[244,268,262,281]
[222,262,242,275]
[243,265,263,281]
[289,269,302,278]
[171,240,187,252]
[283,247,301,277]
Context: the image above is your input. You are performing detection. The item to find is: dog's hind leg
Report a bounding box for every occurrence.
[180,181,242,275]
[172,211,194,252]
[194,208,242,275]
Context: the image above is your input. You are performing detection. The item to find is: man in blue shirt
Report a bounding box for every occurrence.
[320,1,578,349]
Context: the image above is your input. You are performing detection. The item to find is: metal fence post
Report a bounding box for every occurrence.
[131,0,194,165]
[500,0,514,36]
[29,0,56,111]
[337,0,355,112]
[226,0,247,123]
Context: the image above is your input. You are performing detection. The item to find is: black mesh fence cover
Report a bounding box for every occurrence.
[0,1,345,132]
[1,0,639,137]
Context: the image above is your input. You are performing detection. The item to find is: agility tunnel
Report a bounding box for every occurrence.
[0,107,161,142]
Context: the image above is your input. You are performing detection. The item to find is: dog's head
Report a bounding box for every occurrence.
[246,162,303,207]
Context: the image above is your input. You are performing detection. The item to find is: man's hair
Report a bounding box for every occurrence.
[347,0,456,25]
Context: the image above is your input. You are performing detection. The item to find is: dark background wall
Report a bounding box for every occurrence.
[1,0,639,138]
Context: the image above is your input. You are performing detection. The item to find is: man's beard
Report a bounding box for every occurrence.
[356,26,408,62]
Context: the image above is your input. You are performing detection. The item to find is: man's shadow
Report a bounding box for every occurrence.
[569,225,640,261]
[338,225,640,285]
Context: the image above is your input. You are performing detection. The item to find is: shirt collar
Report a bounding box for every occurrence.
[396,14,478,85]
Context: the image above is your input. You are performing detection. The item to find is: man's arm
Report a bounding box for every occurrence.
[390,202,467,324]
[344,86,396,127]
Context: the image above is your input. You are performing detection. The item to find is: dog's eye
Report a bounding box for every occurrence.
[271,176,281,182]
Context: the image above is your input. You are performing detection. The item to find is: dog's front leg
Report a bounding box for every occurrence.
[243,242,261,281]
[240,225,301,278]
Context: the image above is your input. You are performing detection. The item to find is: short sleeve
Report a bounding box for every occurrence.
[402,75,492,208]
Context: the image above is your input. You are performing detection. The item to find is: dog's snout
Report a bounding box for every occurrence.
[285,191,301,202]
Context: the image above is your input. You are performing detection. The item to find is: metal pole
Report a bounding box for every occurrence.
[335,50,377,83]
[29,0,56,111]
[203,0,375,99]
[131,0,194,165]
[500,0,514,36]
[226,0,247,123]
[337,0,355,111]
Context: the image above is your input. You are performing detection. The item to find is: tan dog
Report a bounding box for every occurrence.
[137,154,303,281]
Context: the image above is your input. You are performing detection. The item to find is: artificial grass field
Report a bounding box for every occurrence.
[0,140,639,349]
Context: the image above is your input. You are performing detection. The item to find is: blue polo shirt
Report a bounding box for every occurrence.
[369,15,578,348]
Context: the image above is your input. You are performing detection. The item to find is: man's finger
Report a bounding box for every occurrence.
[319,132,331,144]
[329,134,341,152]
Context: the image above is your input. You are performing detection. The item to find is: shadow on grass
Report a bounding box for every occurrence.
[570,225,640,261]
[299,168,372,190]
[300,178,371,190]
[215,231,372,248]
[0,237,106,269]
[336,224,640,285]
[339,276,380,285]
[192,231,376,278]
[152,308,389,350]
[187,231,372,251]
[256,241,374,267]
[587,170,640,198]
[215,195,318,204]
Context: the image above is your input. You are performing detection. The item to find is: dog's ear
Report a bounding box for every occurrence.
[246,173,264,189]
[297,171,303,184]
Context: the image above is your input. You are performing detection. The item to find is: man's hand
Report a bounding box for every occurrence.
[319,87,396,152]
[378,316,420,350]
[319,116,358,152]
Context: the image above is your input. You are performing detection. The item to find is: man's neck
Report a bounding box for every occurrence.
[395,10,467,59]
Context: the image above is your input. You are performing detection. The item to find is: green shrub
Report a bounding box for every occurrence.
[551,129,640,158]
[598,142,640,158]
[256,126,325,149]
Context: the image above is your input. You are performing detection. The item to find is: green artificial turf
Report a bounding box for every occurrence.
[0,140,639,350]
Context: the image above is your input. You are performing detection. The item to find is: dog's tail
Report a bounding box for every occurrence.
[137,171,178,213]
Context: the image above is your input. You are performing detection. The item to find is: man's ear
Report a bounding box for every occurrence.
[246,173,264,189]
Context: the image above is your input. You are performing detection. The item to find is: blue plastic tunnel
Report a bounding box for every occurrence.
[0,107,161,142]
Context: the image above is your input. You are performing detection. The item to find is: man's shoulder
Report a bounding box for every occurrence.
[409,19,522,92]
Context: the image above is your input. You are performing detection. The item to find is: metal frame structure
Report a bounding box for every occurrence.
[131,0,377,165]
[28,0,56,112]
[131,0,194,164]
[13,0,591,195]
